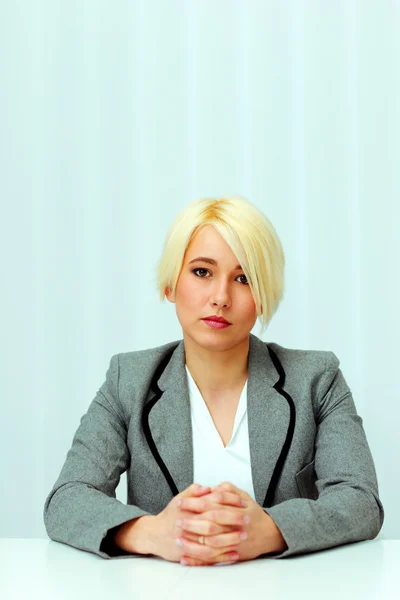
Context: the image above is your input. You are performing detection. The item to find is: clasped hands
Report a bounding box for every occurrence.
[171,481,285,567]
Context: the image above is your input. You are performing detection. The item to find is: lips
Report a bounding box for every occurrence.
[203,316,231,325]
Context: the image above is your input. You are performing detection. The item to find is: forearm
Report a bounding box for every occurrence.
[113,515,158,555]
[45,484,151,558]
[260,512,288,555]
[263,487,383,558]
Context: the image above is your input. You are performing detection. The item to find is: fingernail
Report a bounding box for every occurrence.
[175,538,183,547]
[244,515,250,524]
[199,486,209,492]
[241,499,248,507]
[176,499,182,507]
[176,519,182,527]
[240,532,247,540]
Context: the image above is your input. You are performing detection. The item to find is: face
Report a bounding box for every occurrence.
[166,225,258,351]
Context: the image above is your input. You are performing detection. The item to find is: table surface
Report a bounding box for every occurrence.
[0,538,398,600]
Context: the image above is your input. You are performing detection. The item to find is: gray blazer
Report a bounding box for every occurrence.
[43,333,384,559]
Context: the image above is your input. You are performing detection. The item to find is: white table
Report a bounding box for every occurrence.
[0,538,398,600]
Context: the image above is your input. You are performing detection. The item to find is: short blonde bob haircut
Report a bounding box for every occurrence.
[156,196,285,335]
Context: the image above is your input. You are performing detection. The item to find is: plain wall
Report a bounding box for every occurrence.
[1,0,398,539]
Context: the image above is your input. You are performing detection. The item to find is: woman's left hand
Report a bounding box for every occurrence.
[176,481,287,566]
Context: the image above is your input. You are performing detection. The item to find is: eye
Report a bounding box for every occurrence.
[192,268,210,278]
[237,274,249,286]
[191,268,249,286]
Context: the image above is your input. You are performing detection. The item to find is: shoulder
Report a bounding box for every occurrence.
[111,338,181,373]
[102,339,182,411]
[265,341,343,403]
[105,338,182,391]
[266,341,340,375]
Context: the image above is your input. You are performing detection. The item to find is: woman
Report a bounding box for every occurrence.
[44,195,384,567]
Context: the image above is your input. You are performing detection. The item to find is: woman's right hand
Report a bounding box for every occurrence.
[152,483,247,565]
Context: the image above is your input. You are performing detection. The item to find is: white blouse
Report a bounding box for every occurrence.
[185,364,256,501]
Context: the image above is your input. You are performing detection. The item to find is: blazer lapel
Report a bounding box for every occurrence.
[246,334,292,506]
[145,333,292,506]
[147,339,194,495]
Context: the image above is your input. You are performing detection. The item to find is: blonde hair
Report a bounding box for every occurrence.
[155,196,285,335]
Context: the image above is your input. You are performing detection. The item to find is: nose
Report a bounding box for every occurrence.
[210,278,231,309]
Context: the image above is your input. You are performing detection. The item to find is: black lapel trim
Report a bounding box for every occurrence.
[142,346,180,496]
[263,345,296,507]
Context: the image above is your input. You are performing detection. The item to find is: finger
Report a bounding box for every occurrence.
[176,536,239,563]
[178,491,246,512]
[213,483,250,503]
[182,483,211,498]
[180,549,240,567]
[222,482,236,489]
[182,528,246,549]
[213,490,247,507]
[202,508,250,527]
[179,520,239,538]
[212,482,235,493]
[182,531,233,544]
[175,484,212,507]
[178,517,239,537]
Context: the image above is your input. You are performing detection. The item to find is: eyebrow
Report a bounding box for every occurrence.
[188,256,242,270]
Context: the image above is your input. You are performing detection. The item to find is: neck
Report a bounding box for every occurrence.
[183,333,250,393]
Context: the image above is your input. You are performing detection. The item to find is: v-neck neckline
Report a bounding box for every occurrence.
[185,365,248,449]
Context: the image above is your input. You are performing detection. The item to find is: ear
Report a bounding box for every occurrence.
[165,286,176,303]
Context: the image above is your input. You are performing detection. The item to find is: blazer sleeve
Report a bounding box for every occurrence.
[263,352,384,559]
[43,354,151,559]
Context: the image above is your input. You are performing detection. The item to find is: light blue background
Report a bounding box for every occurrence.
[1,0,398,539]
